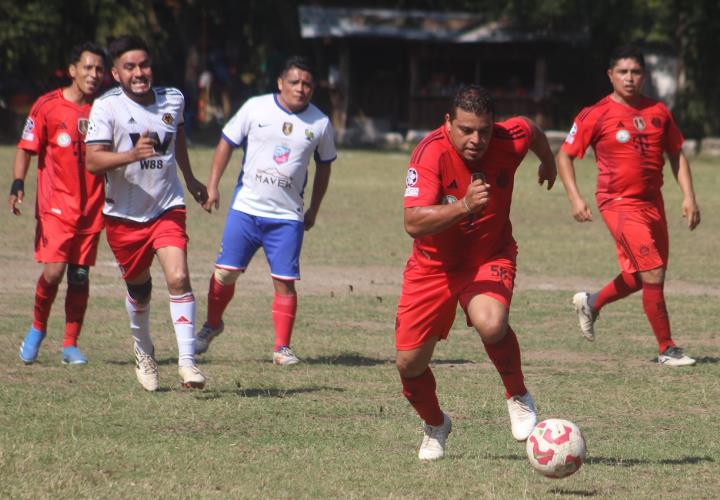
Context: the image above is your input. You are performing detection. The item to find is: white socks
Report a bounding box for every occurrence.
[126,294,153,354]
[169,292,196,367]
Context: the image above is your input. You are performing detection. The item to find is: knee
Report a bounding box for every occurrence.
[127,279,152,303]
[66,265,90,286]
[396,355,427,378]
[43,267,65,285]
[641,267,665,285]
[214,267,242,286]
[166,268,190,292]
[475,318,508,345]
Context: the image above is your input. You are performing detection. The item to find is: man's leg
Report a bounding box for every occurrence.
[590,271,642,311]
[271,278,298,364]
[20,262,65,364]
[61,265,91,364]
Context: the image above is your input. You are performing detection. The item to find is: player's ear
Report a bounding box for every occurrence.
[277,77,283,92]
[444,113,451,131]
[111,66,121,84]
[68,63,77,79]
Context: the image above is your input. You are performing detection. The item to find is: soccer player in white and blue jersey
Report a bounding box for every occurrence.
[195,56,337,365]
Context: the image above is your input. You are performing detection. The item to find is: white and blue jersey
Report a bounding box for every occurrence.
[221,93,336,222]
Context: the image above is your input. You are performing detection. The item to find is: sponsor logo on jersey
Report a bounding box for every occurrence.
[633,117,646,131]
[616,129,631,143]
[565,122,577,144]
[162,113,173,125]
[77,118,89,135]
[441,195,457,204]
[305,129,314,141]
[256,167,292,189]
[273,145,291,164]
[404,187,419,197]
[22,118,35,141]
[56,132,72,148]
[130,132,174,155]
[406,168,418,187]
[282,122,293,135]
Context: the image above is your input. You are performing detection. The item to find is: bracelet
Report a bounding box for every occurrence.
[461,197,471,213]
[10,179,24,196]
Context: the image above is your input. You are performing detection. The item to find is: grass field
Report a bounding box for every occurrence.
[1,144,718,499]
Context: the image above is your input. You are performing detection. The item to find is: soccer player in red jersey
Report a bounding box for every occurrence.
[557,46,700,367]
[396,84,557,460]
[10,42,106,366]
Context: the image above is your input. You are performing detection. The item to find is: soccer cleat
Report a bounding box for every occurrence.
[572,292,598,341]
[273,346,300,366]
[507,392,537,441]
[19,326,46,364]
[134,344,159,391]
[178,365,207,389]
[62,346,88,365]
[418,413,452,461]
[194,321,224,355]
[658,346,696,367]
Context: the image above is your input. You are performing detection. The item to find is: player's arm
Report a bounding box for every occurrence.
[202,138,235,213]
[404,179,490,238]
[9,148,32,215]
[86,131,157,174]
[175,126,208,207]
[667,150,700,230]
[304,161,332,231]
[556,149,593,222]
[522,117,556,190]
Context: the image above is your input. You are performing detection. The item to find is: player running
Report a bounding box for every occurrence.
[85,35,209,390]
[557,45,700,367]
[396,84,557,460]
[11,42,106,366]
[194,56,336,366]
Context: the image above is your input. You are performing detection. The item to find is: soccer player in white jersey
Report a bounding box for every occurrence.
[195,55,337,365]
[85,35,209,390]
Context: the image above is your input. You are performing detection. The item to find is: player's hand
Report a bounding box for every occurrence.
[538,162,557,190]
[682,197,701,230]
[202,186,220,213]
[570,197,593,222]
[186,177,208,206]
[304,207,318,231]
[462,178,491,213]
[9,179,24,215]
[131,130,159,161]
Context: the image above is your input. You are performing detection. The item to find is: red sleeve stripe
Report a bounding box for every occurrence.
[410,129,444,164]
[30,90,61,118]
[577,97,609,123]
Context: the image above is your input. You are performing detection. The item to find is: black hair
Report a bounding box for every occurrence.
[108,35,150,62]
[450,84,495,119]
[69,41,105,65]
[280,55,315,79]
[609,45,645,70]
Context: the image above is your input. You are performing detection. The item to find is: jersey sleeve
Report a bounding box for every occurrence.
[403,148,442,208]
[560,107,595,159]
[85,98,114,145]
[314,119,337,163]
[505,116,533,156]
[17,99,47,154]
[221,99,252,148]
[661,104,684,154]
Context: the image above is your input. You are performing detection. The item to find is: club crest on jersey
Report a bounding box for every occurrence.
[633,117,646,131]
[406,168,418,187]
[305,129,314,141]
[273,145,291,164]
[282,122,293,135]
[56,132,72,148]
[21,117,35,141]
[616,129,631,143]
[77,118,89,135]
[162,113,173,125]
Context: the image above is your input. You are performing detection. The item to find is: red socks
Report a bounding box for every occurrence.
[272,292,297,350]
[64,282,89,347]
[32,274,59,332]
[642,282,675,353]
[401,367,444,426]
[593,271,642,311]
[482,326,527,398]
[206,274,235,328]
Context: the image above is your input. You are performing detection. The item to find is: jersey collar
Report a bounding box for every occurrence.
[273,93,309,115]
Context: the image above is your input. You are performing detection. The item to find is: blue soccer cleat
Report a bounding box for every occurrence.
[19,326,46,364]
[62,346,88,365]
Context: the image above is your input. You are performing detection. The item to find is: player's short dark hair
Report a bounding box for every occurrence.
[609,45,645,70]
[280,55,315,80]
[69,42,105,65]
[450,84,495,119]
[108,35,150,62]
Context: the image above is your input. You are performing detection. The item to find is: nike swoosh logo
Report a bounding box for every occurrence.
[258,123,270,128]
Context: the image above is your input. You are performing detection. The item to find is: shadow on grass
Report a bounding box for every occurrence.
[301,353,390,366]
[694,356,720,365]
[432,359,476,366]
[547,488,598,497]
[106,357,179,366]
[587,455,714,466]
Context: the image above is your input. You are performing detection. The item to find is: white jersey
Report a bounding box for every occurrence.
[222,94,336,221]
[86,86,186,222]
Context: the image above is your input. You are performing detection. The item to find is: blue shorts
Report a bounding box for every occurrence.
[216,209,304,280]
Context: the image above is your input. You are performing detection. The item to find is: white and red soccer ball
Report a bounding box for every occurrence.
[526,418,586,478]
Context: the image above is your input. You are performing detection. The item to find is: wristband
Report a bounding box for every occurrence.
[10,179,24,196]
[461,198,471,213]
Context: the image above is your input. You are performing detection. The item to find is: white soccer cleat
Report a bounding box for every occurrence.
[134,344,159,392]
[572,292,598,341]
[507,392,537,441]
[195,321,224,355]
[179,365,207,389]
[273,346,300,366]
[418,413,452,461]
[658,346,696,367]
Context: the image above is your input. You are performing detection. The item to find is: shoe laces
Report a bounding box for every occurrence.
[510,395,533,415]
[663,346,684,358]
[136,351,158,374]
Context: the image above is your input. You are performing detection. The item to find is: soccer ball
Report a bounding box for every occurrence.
[526,418,586,478]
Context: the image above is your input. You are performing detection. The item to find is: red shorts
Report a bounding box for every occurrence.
[395,250,516,351]
[601,205,668,274]
[34,215,101,266]
[105,208,188,280]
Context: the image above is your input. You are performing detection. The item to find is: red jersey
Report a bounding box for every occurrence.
[560,95,684,211]
[403,117,532,271]
[18,89,104,233]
